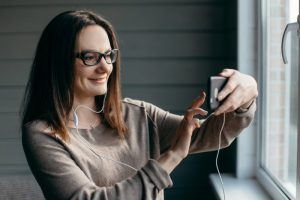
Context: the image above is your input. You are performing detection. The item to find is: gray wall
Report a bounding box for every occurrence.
[0,0,237,199]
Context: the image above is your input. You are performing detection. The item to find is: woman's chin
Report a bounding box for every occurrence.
[92,87,107,96]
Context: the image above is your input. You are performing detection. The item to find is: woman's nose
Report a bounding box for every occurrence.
[95,57,112,73]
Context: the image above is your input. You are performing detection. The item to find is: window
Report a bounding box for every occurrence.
[259,0,299,199]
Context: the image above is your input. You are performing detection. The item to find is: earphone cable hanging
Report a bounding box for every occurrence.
[215,112,226,200]
[72,93,138,172]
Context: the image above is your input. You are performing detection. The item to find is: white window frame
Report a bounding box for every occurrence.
[256,0,300,199]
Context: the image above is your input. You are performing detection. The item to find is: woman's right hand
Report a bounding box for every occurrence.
[158,92,207,174]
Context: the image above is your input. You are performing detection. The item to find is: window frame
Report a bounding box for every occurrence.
[256,0,300,199]
[297,11,300,200]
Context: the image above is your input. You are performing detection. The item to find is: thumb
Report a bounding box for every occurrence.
[219,68,235,77]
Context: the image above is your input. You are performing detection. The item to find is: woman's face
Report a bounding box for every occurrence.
[74,25,113,99]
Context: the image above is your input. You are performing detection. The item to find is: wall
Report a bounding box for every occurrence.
[236,0,258,179]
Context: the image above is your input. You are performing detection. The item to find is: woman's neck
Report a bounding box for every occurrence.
[73,96,96,111]
[68,96,101,129]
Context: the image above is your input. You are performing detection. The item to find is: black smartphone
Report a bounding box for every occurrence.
[207,76,228,111]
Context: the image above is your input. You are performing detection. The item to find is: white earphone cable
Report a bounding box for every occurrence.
[206,112,226,200]
[72,93,138,172]
[215,112,226,200]
[74,128,138,172]
[72,93,227,191]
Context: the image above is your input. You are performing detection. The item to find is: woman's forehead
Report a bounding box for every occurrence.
[75,25,111,52]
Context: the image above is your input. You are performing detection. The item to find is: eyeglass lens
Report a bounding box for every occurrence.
[82,49,118,66]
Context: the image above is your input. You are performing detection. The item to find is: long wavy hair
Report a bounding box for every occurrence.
[21,10,127,141]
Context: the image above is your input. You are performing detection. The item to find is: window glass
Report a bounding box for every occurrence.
[262,0,299,198]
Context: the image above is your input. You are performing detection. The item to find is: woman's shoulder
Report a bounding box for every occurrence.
[122,97,158,112]
[122,97,173,121]
[21,120,66,155]
[122,97,145,107]
[22,120,55,142]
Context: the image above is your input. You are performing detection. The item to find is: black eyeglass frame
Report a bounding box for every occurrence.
[75,49,119,66]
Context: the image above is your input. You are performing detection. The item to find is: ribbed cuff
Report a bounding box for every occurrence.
[142,159,173,190]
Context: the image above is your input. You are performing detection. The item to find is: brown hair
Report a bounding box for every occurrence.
[21,10,127,141]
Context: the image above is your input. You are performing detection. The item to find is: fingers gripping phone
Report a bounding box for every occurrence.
[208,76,228,111]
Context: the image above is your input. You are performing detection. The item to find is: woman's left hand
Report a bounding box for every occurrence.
[214,69,258,116]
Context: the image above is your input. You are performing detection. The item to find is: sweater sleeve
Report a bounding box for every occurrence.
[123,98,184,153]
[22,124,172,200]
[189,100,257,153]
[124,98,256,154]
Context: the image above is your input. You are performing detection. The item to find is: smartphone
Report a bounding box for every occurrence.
[207,76,228,111]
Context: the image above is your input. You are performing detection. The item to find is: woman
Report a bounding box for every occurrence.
[22,10,258,200]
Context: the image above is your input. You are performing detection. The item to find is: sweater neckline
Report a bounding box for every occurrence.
[67,122,105,132]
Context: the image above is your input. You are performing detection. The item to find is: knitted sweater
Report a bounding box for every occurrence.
[22,98,256,200]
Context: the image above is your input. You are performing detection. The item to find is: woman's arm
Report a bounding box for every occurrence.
[22,124,172,200]
[132,98,255,155]
[156,92,207,174]
[189,100,256,153]
[188,69,258,153]
[142,69,257,154]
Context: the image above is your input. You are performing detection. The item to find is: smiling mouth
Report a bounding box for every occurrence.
[89,77,107,83]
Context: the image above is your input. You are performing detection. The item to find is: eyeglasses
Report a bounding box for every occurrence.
[75,49,119,66]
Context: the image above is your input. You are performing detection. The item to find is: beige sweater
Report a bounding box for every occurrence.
[22,98,256,200]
